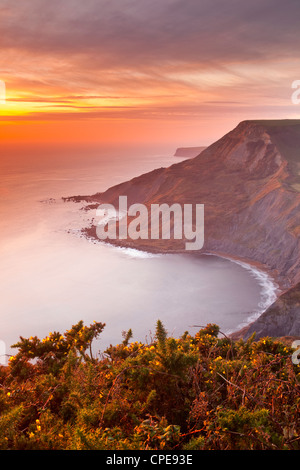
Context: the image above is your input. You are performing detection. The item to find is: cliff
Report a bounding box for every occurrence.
[174,147,206,158]
[70,120,300,338]
[243,282,300,340]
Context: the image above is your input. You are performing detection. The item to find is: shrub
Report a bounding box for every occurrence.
[0,320,299,450]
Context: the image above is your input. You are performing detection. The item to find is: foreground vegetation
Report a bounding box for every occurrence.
[0,319,299,450]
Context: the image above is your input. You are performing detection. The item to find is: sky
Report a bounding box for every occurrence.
[0,0,300,154]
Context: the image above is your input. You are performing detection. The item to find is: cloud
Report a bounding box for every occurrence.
[0,0,299,135]
[0,0,299,67]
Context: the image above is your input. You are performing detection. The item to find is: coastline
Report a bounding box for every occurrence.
[204,252,280,337]
[77,222,281,339]
[62,119,300,341]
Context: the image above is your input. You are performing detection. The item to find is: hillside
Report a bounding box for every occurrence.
[69,120,300,338]
[243,282,300,340]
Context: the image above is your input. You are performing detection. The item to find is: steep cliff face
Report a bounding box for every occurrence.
[82,120,300,292]
[243,282,300,340]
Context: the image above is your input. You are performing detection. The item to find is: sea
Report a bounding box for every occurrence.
[0,147,279,362]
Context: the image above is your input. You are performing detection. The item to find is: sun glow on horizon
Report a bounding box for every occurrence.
[0,1,299,150]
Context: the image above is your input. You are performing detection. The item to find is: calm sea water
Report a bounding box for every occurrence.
[0,148,278,360]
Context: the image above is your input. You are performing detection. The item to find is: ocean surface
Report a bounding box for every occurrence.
[0,148,279,361]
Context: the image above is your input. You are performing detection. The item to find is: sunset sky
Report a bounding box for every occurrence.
[0,0,300,153]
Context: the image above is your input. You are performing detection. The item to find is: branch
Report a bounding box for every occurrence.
[99,364,181,426]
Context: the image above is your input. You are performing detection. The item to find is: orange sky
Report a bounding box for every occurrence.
[0,0,300,154]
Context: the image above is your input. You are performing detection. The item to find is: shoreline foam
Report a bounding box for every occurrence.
[73,209,279,336]
[212,255,280,335]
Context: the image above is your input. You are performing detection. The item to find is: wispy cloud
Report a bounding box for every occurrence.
[1,0,299,63]
[0,0,299,145]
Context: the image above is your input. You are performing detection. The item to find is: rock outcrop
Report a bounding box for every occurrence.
[244,282,300,340]
[174,147,206,158]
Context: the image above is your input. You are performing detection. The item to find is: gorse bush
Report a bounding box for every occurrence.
[0,319,299,450]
